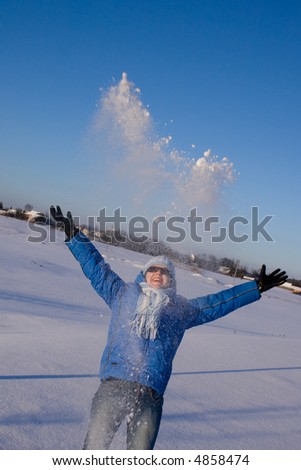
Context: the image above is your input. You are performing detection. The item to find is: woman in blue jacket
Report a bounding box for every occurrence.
[50,206,287,450]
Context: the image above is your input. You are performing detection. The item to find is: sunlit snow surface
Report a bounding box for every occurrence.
[1,217,301,449]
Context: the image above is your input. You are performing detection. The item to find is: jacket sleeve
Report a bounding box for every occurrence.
[184,281,260,329]
[66,232,125,308]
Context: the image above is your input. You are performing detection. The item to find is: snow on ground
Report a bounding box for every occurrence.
[1,217,301,450]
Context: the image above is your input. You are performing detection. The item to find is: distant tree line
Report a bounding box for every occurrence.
[0,202,48,223]
[0,204,29,220]
[1,200,299,283]
[79,226,259,279]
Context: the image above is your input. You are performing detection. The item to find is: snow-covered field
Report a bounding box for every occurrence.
[1,217,300,450]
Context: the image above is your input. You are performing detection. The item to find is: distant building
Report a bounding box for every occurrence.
[25,210,47,223]
[281,282,301,295]
[218,266,231,275]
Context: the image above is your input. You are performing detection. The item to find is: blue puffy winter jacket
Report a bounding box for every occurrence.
[67,232,260,394]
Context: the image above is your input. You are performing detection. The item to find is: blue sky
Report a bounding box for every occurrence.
[1,0,300,278]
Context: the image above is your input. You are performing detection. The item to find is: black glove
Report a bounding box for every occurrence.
[257,264,288,293]
[50,205,79,241]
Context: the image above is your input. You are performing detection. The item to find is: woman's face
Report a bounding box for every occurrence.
[145,265,171,289]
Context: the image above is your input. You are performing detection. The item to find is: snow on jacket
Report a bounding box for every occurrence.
[67,232,260,395]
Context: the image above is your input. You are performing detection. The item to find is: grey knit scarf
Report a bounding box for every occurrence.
[130,282,175,340]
